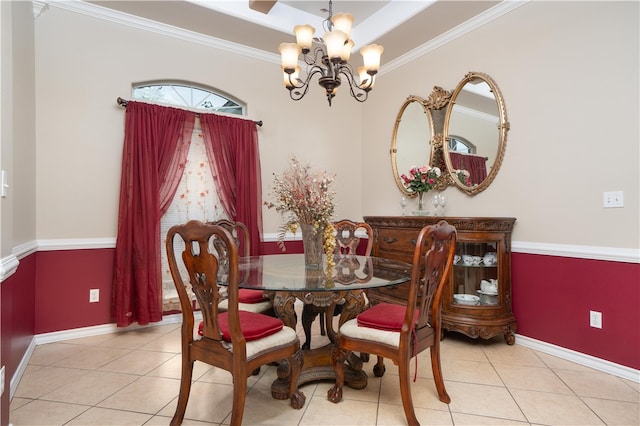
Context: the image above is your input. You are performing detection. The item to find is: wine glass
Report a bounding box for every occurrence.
[400,197,408,216]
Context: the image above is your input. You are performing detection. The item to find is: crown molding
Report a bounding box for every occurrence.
[48,0,281,65]
[380,0,529,76]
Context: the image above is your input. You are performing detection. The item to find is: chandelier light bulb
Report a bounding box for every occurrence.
[324,30,349,61]
[330,13,353,38]
[279,42,301,71]
[342,39,355,62]
[293,24,315,52]
[360,44,384,72]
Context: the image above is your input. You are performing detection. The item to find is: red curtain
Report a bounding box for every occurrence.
[113,102,195,327]
[449,152,488,185]
[200,114,263,255]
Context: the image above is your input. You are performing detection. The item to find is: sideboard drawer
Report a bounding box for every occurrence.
[377,229,418,256]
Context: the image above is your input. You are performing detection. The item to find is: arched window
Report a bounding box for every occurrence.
[132,81,245,115]
[131,81,246,313]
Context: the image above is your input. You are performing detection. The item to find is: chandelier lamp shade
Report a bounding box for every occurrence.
[278,1,384,106]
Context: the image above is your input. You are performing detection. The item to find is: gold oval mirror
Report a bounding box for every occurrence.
[443,72,509,195]
[391,95,434,196]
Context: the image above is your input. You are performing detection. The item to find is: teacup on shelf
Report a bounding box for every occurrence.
[483,253,497,266]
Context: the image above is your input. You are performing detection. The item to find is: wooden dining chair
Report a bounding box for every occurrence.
[166,220,305,426]
[209,219,274,316]
[301,219,373,350]
[327,220,456,426]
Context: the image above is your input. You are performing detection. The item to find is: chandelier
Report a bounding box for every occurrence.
[278,0,384,106]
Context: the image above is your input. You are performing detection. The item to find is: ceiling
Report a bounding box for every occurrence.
[89,1,503,68]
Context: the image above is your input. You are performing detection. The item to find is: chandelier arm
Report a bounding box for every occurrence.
[288,66,326,101]
[338,66,370,102]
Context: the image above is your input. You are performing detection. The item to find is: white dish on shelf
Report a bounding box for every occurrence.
[411,210,430,216]
[453,294,480,305]
[477,290,498,296]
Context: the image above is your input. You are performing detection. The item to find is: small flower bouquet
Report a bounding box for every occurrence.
[264,157,336,268]
[400,165,441,193]
[454,169,472,186]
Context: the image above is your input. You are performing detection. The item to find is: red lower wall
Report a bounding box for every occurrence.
[34,249,116,334]
[512,253,639,370]
[1,245,637,415]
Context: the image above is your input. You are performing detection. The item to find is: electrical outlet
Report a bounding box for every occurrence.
[89,289,100,303]
[590,310,602,329]
[603,191,624,208]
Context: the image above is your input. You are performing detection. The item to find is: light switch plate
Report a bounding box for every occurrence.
[603,191,624,208]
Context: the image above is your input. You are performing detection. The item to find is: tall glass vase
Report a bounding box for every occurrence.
[418,191,425,212]
[300,223,324,270]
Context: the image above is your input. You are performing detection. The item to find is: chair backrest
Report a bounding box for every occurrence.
[333,219,374,256]
[209,219,250,257]
[166,220,243,344]
[406,220,457,335]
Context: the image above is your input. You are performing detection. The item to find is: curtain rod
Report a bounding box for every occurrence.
[116,97,263,127]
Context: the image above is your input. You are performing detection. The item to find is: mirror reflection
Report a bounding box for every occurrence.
[391,96,433,196]
[444,72,508,195]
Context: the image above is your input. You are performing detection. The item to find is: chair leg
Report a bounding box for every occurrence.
[430,341,451,404]
[171,356,194,426]
[288,349,306,409]
[229,372,248,426]
[398,356,419,426]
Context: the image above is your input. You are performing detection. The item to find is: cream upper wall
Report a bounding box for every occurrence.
[29,1,640,250]
[34,5,363,239]
[362,1,639,248]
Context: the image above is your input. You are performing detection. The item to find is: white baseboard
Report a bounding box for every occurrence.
[516,334,639,383]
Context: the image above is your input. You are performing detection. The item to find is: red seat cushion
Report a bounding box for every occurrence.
[198,311,283,341]
[238,289,268,304]
[357,303,419,331]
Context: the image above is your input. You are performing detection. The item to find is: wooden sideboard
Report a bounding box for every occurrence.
[363,216,517,345]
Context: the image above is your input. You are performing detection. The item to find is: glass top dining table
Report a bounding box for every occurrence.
[231,253,413,398]
[235,253,412,292]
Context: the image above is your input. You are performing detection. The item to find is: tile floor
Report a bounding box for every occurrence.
[10,312,640,426]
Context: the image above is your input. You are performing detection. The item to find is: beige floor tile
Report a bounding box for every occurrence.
[299,393,379,425]
[582,397,640,426]
[28,342,89,366]
[146,414,211,425]
[441,333,492,363]
[236,386,307,425]
[97,328,172,349]
[493,363,574,394]
[482,343,546,367]
[441,358,504,386]
[159,381,234,423]
[451,412,530,425]
[65,332,125,346]
[13,366,87,399]
[378,375,450,411]
[40,370,139,405]
[511,388,604,425]
[9,397,32,412]
[536,351,605,373]
[66,406,153,425]
[555,369,640,402]
[315,373,382,403]
[98,376,179,414]
[10,399,89,425]
[147,353,212,380]
[377,402,453,425]
[98,349,176,375]
[139,328,182,353]
[445,381,527,422]
[622,377,640,393]
[53,345,131,370]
